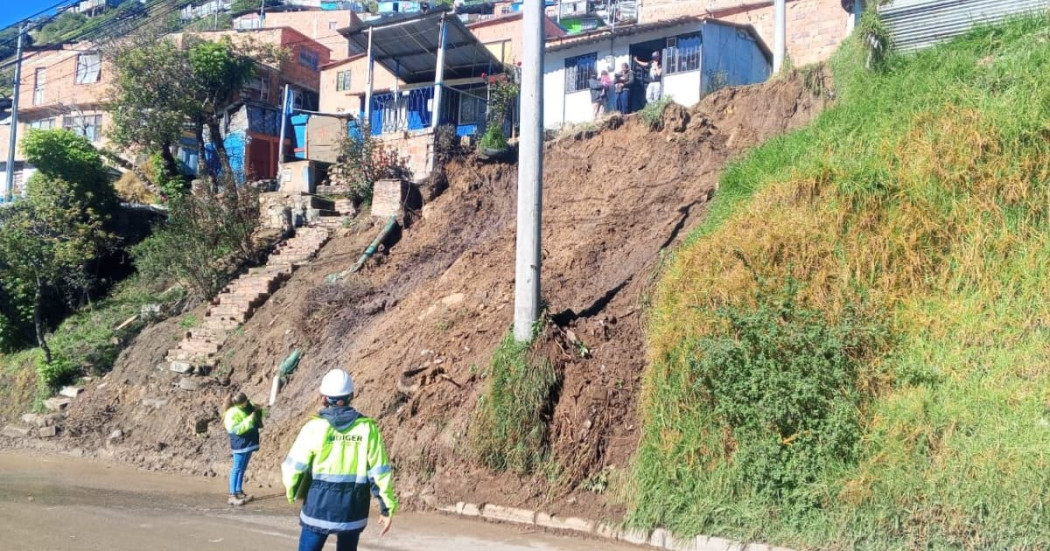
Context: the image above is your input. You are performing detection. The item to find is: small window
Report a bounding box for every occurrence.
[28,118,56,130]
[336,70,352,92]
[564,52,597,93]
[459,92,485,126]
[329,21,338,30]
[666,33,701,74]
[33,68,46,106]
[299,49,320,71]
[75,53,102,84]
[63,114,103,142]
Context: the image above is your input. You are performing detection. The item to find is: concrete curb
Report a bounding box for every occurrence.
[436,502,795,551]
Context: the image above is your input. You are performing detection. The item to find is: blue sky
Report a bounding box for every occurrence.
[1,1,70,30]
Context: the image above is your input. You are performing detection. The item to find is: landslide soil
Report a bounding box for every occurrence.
[54,74,828,520]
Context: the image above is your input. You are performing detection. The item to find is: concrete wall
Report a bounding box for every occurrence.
[319,55,402,113]
[637,0,850,67]
[376,129,433,182]
[468,14,567,65]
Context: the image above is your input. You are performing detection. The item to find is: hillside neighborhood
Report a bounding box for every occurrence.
[3,0,1050,550]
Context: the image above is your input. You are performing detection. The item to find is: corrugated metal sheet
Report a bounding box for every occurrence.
[879,0,1050,52]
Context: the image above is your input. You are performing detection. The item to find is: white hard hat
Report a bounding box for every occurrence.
[320,369,355,397]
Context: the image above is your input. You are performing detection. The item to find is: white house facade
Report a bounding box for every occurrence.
[542,17,771,129]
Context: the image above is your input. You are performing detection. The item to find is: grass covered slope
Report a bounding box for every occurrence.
[635,17,1050,549]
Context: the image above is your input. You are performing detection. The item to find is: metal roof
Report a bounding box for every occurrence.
[340,10,503,84]
[879,0,1050,52]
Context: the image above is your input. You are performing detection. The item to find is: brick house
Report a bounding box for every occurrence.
[1,43,110,193]
[636,0,856,66]
[233,9,362,60]
[168,28,333,180]
[467,12,568,66]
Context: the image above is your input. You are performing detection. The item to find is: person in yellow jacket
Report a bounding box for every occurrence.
[223,392,262,506]
[282,369,397,551]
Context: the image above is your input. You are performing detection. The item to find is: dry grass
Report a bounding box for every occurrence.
[634,16,1050,549]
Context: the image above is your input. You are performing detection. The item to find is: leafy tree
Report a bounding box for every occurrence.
[0,179,112,363]
[0,24,34,62]
[21,129,117,215]
[188,39,255,179]
[109,37,262,187]
[132,184,261,301]
[109,39,196,183]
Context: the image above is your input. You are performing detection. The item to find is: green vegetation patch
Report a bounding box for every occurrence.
[471,330,560,475]
[635,15,1050,549]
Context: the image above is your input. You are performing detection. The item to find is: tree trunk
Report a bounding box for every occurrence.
[194,121,215,191]
[33,283,51,365]
[206,119,235,185]
[159,142,181,182]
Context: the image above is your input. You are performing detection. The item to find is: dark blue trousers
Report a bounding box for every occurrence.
[298,527,362,551]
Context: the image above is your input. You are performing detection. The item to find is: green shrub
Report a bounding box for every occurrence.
[690,278,887,508]
[132,185,260,301]
[639,96,673,130]
[471,330,560,475]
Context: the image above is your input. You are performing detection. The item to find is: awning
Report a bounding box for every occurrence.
[341,10,503,85]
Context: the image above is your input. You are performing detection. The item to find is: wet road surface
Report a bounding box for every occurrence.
[0,451,634,551]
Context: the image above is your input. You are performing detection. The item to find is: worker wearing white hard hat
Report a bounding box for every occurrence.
[282,369,397,551]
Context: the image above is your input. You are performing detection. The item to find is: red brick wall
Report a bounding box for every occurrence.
[264,10,360,60]
[637,0,850,67]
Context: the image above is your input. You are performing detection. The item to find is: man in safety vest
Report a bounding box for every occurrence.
[282,369,397,551]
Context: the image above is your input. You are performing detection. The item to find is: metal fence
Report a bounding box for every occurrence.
[368,86,492,136]
[880,0,1050,52]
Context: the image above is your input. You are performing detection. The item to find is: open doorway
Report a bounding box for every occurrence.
[628,38,666,112]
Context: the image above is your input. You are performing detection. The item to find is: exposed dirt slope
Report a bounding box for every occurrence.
[56,74,827,519]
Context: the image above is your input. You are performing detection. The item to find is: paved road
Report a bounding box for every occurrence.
[0,451,635,551]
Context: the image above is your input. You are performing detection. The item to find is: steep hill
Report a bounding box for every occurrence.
[636,15,1050,550]
[54,74,826,519]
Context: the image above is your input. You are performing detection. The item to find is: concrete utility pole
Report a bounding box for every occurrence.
[431,13,447,130]
[364,27,374,125]
[513,0,544,343]
[774,0,786,72]
[4,22,25,203]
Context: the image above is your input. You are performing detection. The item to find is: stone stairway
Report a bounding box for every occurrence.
[164,226,331,375]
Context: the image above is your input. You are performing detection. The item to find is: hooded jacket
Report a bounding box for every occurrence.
[224,403,260,454]
[281,406,398,534]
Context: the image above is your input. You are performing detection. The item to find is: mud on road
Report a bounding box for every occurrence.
[0,451,643,551]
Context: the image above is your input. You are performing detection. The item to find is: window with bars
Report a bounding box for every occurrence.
[336,70,352,92]
[75,53,102,84]
[64,115,103,142]
[458,92,485,126]
[665,33,701,74]
[299,49,320,71]
[564,52,597,93]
